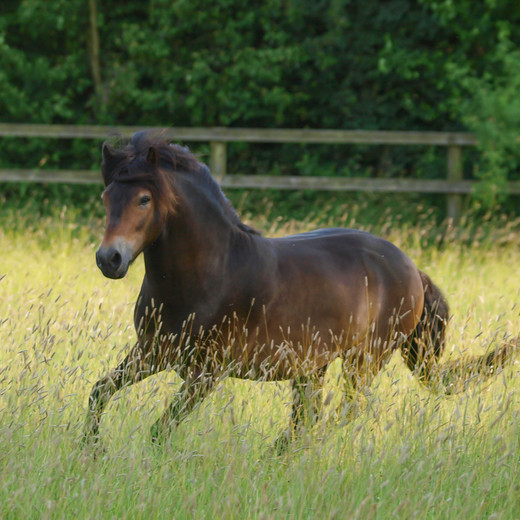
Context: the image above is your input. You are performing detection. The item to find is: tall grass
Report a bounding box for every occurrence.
[1,204,519,519]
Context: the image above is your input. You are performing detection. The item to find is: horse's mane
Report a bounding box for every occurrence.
[102,130,260,235]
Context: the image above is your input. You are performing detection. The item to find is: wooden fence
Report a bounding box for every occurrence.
[1,123,517,221]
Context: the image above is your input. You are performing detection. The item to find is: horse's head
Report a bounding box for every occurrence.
[96,179,161,279]
[96,134,176,279]
[95,130,250,279]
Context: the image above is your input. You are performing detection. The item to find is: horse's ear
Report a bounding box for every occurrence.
[101,141,119,186]
[146,146,158,166]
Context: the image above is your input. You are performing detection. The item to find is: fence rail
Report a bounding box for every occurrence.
[0,123,478,144]
[0,122,498,221]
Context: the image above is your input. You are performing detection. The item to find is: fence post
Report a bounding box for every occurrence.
[447,145,463,223]
[210,141,227,180]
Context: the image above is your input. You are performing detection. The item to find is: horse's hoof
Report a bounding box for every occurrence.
[80,433,105,459]
[272,432,291,455]
[150,422,166,447]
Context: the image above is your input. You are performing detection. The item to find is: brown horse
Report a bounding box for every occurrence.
[83,131,508,448]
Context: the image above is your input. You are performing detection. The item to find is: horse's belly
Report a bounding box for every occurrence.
[228,313,370,380]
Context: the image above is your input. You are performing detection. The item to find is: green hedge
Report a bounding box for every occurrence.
[1,0,520,209]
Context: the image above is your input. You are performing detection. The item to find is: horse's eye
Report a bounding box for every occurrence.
[139,195,151,207]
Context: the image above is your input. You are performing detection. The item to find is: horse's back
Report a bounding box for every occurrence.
[273,228,414,267]
[272,228,420,287]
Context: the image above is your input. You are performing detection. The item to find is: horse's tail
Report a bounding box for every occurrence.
[401,270,516,393]
[401,270,449,380]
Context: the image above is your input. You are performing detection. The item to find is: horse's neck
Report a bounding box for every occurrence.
[143,207,239,291]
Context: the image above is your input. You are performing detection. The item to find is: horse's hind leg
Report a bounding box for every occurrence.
[338,345,382,424]
[150,369,215,444]
[274,366,327,452]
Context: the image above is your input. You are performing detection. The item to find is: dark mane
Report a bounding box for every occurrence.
[102,130,260,235]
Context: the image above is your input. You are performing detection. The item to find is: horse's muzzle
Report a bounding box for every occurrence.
[96,243,132,279]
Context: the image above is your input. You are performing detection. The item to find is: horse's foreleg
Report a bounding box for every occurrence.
[150,369,214,444]
[83,345,152,446]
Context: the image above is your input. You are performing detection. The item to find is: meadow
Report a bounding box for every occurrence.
[1,198,520,519]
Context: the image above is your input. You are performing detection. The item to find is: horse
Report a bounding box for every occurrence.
[83,130,509,448]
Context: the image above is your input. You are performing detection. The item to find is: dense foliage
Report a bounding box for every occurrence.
[1,0,520,209]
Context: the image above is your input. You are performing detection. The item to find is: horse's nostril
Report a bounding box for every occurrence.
[110,251,122,269]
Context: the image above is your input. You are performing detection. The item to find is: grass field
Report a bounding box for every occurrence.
[1,204,520,519]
